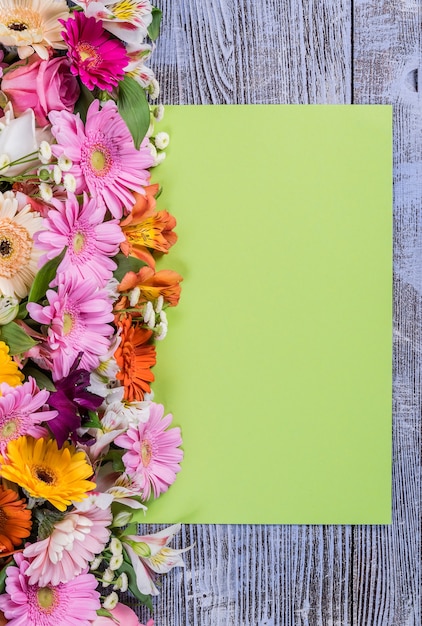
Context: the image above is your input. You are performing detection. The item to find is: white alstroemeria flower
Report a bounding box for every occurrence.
[73,0,153,44]
[122,524,189,596]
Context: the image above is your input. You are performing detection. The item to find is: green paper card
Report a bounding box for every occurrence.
[145,105,392,524]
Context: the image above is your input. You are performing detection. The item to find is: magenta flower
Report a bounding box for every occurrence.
[60,12,129,92]
[115,402,183,500]
[27,275,114,380]
[0,553,100,626]
[0,377,57,454]
[49,100,154,218]
[35,193,125,285]
[47,361,103,448]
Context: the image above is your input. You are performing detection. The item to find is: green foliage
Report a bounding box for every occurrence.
[119,553,154,610]
[22,366,56,391]
[74,81,95,122]
[148,7,162,41]
[0,321,37,355]
[28,248,67,303]
[117,75,150,149]
[113,253,147,283]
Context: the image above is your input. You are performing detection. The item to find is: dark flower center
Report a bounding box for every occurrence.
[0,238,12,257]
[8,21,28,31]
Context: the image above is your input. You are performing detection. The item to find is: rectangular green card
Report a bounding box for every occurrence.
[145,105,392,524]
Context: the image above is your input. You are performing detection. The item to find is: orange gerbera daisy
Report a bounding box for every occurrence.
[0,485,32,555]
[114,314,156,402]
[120,185,177,268]
[118,266,182,307]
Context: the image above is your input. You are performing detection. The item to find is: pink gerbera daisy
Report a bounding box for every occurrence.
[0,378,57,454]
[23,503,111,586]
[49,100,154,219]
[35,193,124,286]
[26,275,114,380]
[0,553,100,626]
[60,12,129,92]
[115,402,183,500]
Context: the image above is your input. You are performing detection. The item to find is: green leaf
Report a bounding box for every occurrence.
[83,410,102,429]
[103,449,125,473]
[96,609,113,618]
[74,81,95,123]
[23,366,56,391]
[113,253,147,283]
[0,562,10,594]
[28,248,67,303]
[117,75,150,149]
[118,555,154,610]
[0,321,38,355]
[147,7,162,41]
[17,301,28,319]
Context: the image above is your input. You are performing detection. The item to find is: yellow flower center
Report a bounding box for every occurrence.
[1,419,19,439]
[0,219,33,279]
[141,439,152,466]
[62,313,73,335]
[73,232,85,252]
[37,587,57,610]
[91,150,106,171]
[76,42,100,68]
[112,0,139,21]
[32,464,57,486]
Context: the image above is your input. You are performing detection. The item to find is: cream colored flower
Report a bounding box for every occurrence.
[0,191,44,299]
[0,0,69,60]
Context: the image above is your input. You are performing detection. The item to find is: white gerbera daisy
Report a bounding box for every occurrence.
[0,191,44,299]
[0,0,69,60]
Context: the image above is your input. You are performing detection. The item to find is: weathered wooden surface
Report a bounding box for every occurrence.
[133,1,421,624]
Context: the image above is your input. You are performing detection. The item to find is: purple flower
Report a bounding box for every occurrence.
[47,359,103,447]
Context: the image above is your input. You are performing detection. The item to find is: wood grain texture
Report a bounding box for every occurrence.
[353,0,422,624]
[129,1,421,624]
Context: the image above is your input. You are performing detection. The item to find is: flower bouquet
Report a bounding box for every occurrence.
[0,1,186,624]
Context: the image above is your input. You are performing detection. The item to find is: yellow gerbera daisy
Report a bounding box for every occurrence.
[0,0,69,60]
[0,340,23,387]
[0,436,96,511]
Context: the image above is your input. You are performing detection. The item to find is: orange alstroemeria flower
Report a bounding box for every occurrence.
[119,266,182,307]
[120,185,177,268]
[114,314,156,402]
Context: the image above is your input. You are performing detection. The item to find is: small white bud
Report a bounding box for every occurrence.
[109,537,123,556]
[90,556,103,570]
[153,104,165,122]
[155,132,170,150]
[63,173,76,193]
[148,78,160,99]
[53,164,62,185]
[103,592,119,610]
[58,154,73,171]
[37,166,52,182]
[155,322,168,341]
[143,300,154,325]
[129,287,141,307]
[113,573,128,593]
[110,554,123,570]
[102,567,114,587]
[159,309,167,325]
[39,182,53,201]
[153,151,166,167]
[39,141,52,163]
[155,295,164,313]
[148,143,157,161]
[146,119,155,138]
